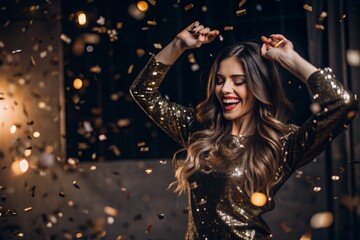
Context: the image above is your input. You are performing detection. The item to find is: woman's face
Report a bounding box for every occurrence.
[215,57,255,122]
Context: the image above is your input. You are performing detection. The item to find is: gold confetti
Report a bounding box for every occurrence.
[331,175,340,181]
[90,65,102,73]
[73,181,80,189]
[128,64,134,74]
[219,35,224,41]
[116,22,123,29]
[319,11,328,21]
[224,26,234,31]
[147,20,157,26]
[184,3,194,11]
[137,142,146,147]
[303,4,312,12]
[140,147,149,152]
[76,233,83,239]
[236,9,246,16]
[18,233,24,237]
[340,14,346,22]
[60,34,72,44]
[24,207,32,212]
[30,56,36,66]
[99,134,107,141]
[313,186,321,192]
[90,165,96,171]
[310,211,334,228]
[250,192,267,206]
[188,53,196,63]
[12,49,22,54]
[315,24,325,30]
[238,0,247,8]
[274,39,284,48]
[145,168,153,174]
[148,0,156,6]
[153,43,162,49]
[59,191,66,197]
[104,206,118,217]
[109,145,121,156]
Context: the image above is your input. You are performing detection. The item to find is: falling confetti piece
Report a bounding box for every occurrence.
[59,192,66,197]
[147,20,157,26]
[250,192,267,206]
[128,64,134,74]
[340,14,346,22]
[104,206,118,217]
[319,11,328,21]
[24,207,32,212]
[12,49,22,54]
[18,233,24,237]
[140,147,149,152]
[148,0,156,6]
[145,168,153,174]
[331,175,340,181]
[99,134,107,141]
[154,43,163,49]
[313,186,321,192]
[224,26,234,31]
[236,9,246,16]
[310,211,334,228]
[60,34,72,44]
[30,56,36,66]
[274,39,284,48]
[238,0,247,8]
[315,24,325,30]
[184,3,194,11]
[280,222,292,233]
[303,4,312,12]
[97,16,105,25]
[156,213,165,220]
[73,181,80,189]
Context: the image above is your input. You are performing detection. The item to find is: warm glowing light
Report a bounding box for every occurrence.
[73,78,83,89]
[33,131,40,138]
[77,12,87,25]
[10,125,17,134]
[19,159,29,172]
[137,1,149,12]
[24,149,32,157]
[250,192,267,207]
[12,159,29,175]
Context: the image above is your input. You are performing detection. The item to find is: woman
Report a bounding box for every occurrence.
[130,21,358,239]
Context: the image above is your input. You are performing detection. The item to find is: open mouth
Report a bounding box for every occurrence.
[222,97,240,111]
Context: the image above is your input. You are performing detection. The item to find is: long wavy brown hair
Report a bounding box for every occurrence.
[172,42,292,197]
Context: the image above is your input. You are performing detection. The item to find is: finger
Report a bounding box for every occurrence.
[193,25,204,35]
[199,27,210,35]
[186,21,199,33]
[204,30,219,43]
[260,43,268,56]
[270,34,285,40]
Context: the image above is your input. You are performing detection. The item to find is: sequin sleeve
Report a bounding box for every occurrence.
[284,68,358,170]
[129,56,195,147]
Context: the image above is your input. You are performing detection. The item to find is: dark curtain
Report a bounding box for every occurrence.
[306,0,360,239]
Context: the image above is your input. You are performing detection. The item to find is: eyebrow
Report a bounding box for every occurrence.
[216,73,246,78]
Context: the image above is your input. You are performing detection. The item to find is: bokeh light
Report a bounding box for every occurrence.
[77,12,87,26]
[137,1,149,12]
[250,192,267,207]
[73,78,83,89]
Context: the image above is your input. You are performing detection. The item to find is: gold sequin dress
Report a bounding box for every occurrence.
[130,57,358,240]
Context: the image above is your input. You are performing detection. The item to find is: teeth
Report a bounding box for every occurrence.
[223,99,240,104]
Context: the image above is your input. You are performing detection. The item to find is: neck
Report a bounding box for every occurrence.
[231,112,256,136]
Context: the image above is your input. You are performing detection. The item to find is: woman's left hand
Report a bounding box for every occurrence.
[260,34,294,61]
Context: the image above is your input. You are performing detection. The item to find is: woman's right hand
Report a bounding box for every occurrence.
[175,21,220,51]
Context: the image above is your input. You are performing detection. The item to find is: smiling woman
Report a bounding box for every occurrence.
[129,20,358,239]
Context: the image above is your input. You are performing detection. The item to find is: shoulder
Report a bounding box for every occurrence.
[280,124,299,142]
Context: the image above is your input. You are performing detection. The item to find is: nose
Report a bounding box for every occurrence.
[221,79,233,94]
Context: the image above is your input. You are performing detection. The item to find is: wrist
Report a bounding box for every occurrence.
[173,36,188,53]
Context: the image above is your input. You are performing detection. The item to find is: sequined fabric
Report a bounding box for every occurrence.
[130,57,358,240]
